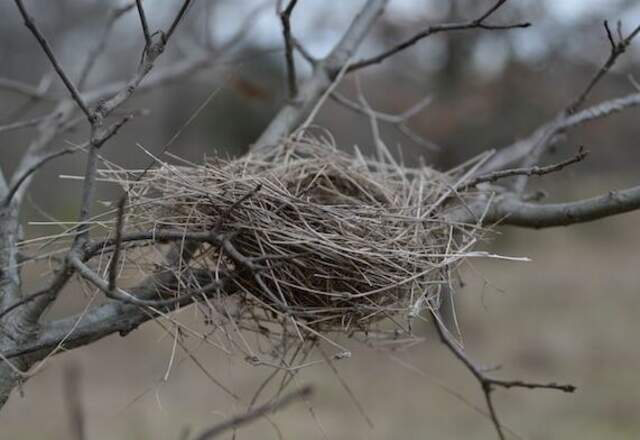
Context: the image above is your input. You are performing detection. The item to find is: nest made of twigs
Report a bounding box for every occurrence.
[101,137,483,343]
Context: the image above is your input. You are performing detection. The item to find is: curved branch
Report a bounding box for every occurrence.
[3,268,215,360]
[454,185,640,228]
[348,0,530,72]
[478,93,640,175]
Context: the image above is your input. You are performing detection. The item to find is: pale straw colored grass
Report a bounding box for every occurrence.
[96,136,487,356]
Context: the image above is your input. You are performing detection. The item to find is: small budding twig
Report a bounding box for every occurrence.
[461,146,588,191]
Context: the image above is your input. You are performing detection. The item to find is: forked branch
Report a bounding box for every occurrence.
[431,310,575,440]
[348,0,530,72]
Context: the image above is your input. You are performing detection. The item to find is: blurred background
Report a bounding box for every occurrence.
[1,0,640,438]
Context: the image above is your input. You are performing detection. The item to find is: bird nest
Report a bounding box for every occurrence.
[101,137,486,352]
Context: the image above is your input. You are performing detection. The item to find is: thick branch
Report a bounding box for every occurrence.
[253,0,389,149]
[453,185,640,228]
[3,265,232,360]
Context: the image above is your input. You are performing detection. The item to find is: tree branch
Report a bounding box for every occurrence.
[253,0,389,149]
[135,0,153,48]
[2,146,80,207]
[478,93,640,176]
[461,146,587,191]
[0,77,55,101]
[452,185,640,228]
[567,21,640,114]
[2,265,228,360]
[14,0,93,121]
[431,310,574,440]
[191,386,312,440]
[78,2,135,90]
[279,0,299,99]
[164,0,194,44]
[347,0,530,72]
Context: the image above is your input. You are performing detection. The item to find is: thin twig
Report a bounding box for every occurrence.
[567,21,640,114]
[164,0,194,43]
[63,364,86,440]
[348,0,529,72]
[477,93,640,176]
[135,0,153,48]
[2,147,81,207]
[78,2,135,90]
[431,310,575,440]
[279,0,299,98]
[330,91,439,151]
[254,0,388,148]
[13,0,93,121]
[191,386,312,440]
[0,77,55,101]
[0,115,51,134]
[108,197,127,293]
[461,146,588,191]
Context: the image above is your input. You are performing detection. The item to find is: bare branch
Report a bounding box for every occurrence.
[461,146,587,191]
[0,77,55,101]
[164,0,195,44]
[0,115,51,134]
[348,0,530,72]
[3,265,222,359]
[254,0,389,148]
[478,93,640,175]
[7,0,195,334]
[2,146,80,207]
[191,386,313,440]
[452,184,640,229]
[293,37,317,65]
[70,255,224,307]
[567,21,640,114]
[431,310,574,440]
[135,0,153,48]
[0,288,55,322]
[13,0,93,121]
[108,197,127,293]
[77,2,135,90]
[279,0,299,98]
[7,102,77,208]
[63,364,86,440]
[493,22,640,193]
[330,91,439,151]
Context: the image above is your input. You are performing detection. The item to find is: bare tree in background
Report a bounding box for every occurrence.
[1,1,640,439]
